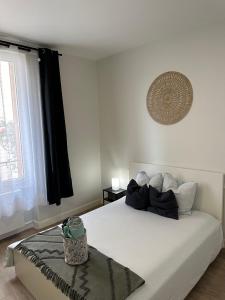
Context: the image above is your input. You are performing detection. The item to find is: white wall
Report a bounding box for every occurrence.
[0,54,101,236]
[97,25,225,189]
[61,54,101,205]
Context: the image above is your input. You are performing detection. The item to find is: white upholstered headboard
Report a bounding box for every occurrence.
[129,162,224,222]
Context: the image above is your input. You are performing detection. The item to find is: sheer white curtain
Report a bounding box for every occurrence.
[0,48,47,217]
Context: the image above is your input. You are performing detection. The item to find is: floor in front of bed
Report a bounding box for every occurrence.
[0,228,225,300]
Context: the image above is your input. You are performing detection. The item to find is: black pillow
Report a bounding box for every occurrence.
[147,185,178,220]
[125,179,149,210]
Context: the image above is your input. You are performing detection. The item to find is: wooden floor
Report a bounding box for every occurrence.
[0,228,37,300]
[0,228,225,300]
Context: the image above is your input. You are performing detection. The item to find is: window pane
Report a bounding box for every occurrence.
[0,60,23,181]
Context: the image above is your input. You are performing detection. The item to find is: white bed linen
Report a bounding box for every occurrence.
[81,198,223,300]
[6,198,223,300]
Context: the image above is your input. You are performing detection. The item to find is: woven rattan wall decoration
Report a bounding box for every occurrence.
[146,71,193,125]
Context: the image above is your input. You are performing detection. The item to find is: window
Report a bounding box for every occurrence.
[0,60,23,181]
[0,49,47,218]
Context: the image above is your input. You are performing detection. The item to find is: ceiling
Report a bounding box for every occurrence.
[1,0,225,60]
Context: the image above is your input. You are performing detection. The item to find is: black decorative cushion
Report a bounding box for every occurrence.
[148,185,178,220]
[125,179,149,210]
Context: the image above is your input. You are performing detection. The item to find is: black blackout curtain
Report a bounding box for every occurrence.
[38,48,73,205]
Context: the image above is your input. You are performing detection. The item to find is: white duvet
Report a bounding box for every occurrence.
[6,198,223,300]
[81,198,223,300]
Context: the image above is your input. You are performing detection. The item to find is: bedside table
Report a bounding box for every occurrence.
[102,187,126,205]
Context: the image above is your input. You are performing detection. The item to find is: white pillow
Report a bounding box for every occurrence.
[135,171,150,186]
[174,182,197,215]
[162,173,178,192]
[135,171,163,191]
[163,173,197,215]
[149,173,163,192]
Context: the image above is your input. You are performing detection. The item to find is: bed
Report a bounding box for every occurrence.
[6,163,224,300]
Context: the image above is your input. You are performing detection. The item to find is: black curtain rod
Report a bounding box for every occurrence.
[0,39,62,56]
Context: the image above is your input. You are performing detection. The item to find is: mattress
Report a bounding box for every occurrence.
[82,198,223,300]
[7,198,223,300]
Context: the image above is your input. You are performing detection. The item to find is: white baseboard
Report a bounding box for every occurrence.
[0,222,33,240]
[33,199,101,230]
[0,199,101,240]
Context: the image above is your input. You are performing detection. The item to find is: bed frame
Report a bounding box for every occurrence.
[14,163,224,299]
[130,162,224,223]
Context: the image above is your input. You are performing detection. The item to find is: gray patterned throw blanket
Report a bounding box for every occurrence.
[15,227,145,300]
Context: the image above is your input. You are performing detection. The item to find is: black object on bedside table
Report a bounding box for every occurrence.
[102,187,126,205]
